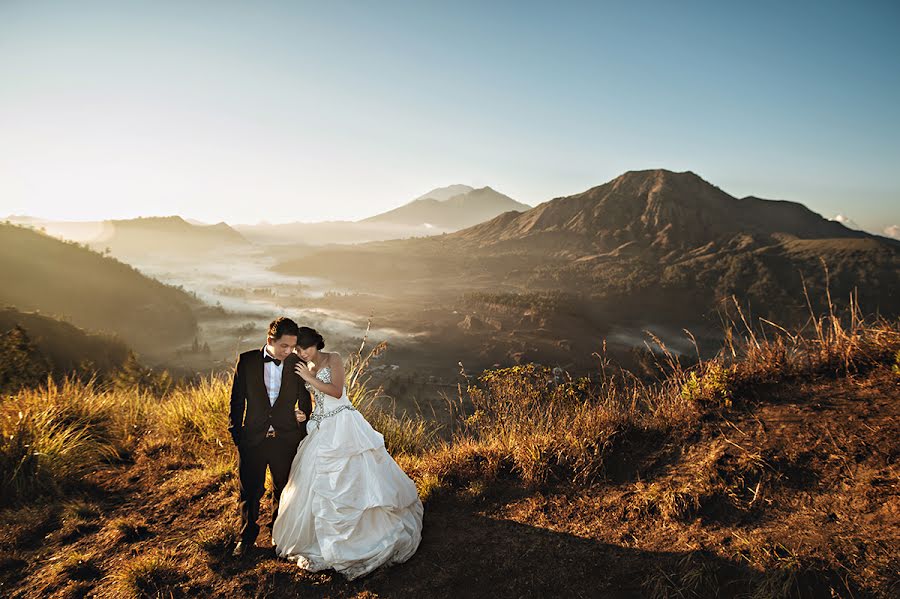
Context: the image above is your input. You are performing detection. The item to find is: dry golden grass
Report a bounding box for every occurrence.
[3,291,897,513]
[0,378,148,504]
[0,290,897,597]
[402,295,900,505]
[111,549,187,598]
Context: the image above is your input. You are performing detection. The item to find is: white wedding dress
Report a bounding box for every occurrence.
[272,366,423,580]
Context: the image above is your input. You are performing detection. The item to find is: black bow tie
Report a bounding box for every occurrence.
[264,354,282,366]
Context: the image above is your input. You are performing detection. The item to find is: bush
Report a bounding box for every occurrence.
[680,363,734,407]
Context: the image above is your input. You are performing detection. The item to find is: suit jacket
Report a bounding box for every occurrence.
[228,349,312,448]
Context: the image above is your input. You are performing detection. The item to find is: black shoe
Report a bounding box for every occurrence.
[232,541,249,558]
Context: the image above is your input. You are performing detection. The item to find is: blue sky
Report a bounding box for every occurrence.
[1,1,898,234]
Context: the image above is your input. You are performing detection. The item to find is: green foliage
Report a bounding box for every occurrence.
[462,290,585,314]
[680,363,734,407]
[0,308,130,380]
[462,363,622,485]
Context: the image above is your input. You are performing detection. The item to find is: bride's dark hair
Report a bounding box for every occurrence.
[297,326,325,350]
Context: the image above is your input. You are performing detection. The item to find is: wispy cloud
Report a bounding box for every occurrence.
[884,225,900,240]
[830,214,861,230]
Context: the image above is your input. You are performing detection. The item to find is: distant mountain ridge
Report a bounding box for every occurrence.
[3,215,249,259]
[98,216,249,255]
[451,170,868,252]
[235,184,530,245]
[362,185,530,229]
[275,169,900,328]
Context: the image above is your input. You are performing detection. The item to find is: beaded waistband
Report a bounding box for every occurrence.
[310,404,357,423]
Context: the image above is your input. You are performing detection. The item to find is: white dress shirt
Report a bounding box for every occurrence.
[263,347,283,432]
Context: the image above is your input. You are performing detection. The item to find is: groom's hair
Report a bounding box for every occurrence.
[268,317,300,340]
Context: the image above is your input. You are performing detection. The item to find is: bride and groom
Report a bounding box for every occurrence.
[228,317,423,580]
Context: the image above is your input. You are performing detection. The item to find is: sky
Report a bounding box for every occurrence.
[1,1,898,235]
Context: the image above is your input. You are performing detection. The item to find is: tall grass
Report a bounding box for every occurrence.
[2,292,898,506]
[345,327,439,456]
[722,290,899,382]
[458,364,635,485]
[156,376,231,445]
[408,294,900,496]
[0,378,150,504]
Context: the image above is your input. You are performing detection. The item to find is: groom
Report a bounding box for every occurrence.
[229,316,312,558]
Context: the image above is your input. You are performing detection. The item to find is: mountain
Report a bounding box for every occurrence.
[451,170,869,252]
[362,186,530,229]
[411,184,474,202]
[275,170,900,346]
[7,215,249,258]
[92,216,249,257]
[0,223,198,350]
[235,185,529,246]
[440,169,900,317]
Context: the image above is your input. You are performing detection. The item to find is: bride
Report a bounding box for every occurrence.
[272,326,423,580]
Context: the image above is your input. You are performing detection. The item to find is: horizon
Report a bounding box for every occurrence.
[3,168,892,237]
[1,2,898,236]
[0,168,900,239]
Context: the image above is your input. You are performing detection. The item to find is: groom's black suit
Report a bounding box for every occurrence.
[229,349,312,544]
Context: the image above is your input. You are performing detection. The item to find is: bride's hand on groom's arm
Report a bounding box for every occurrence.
[294,361,314,382]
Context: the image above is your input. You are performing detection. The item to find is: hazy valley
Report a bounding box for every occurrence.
[5,170,899,413]
[3,170,900,598]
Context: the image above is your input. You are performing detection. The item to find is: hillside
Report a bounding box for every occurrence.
[0,313,897,597]
[0,224,198,350]
[5,216,249,258]
[0,308,130,376]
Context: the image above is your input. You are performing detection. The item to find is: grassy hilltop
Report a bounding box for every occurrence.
[1,300,898,598]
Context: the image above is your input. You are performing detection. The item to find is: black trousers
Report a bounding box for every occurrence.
[237,435,299,543]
